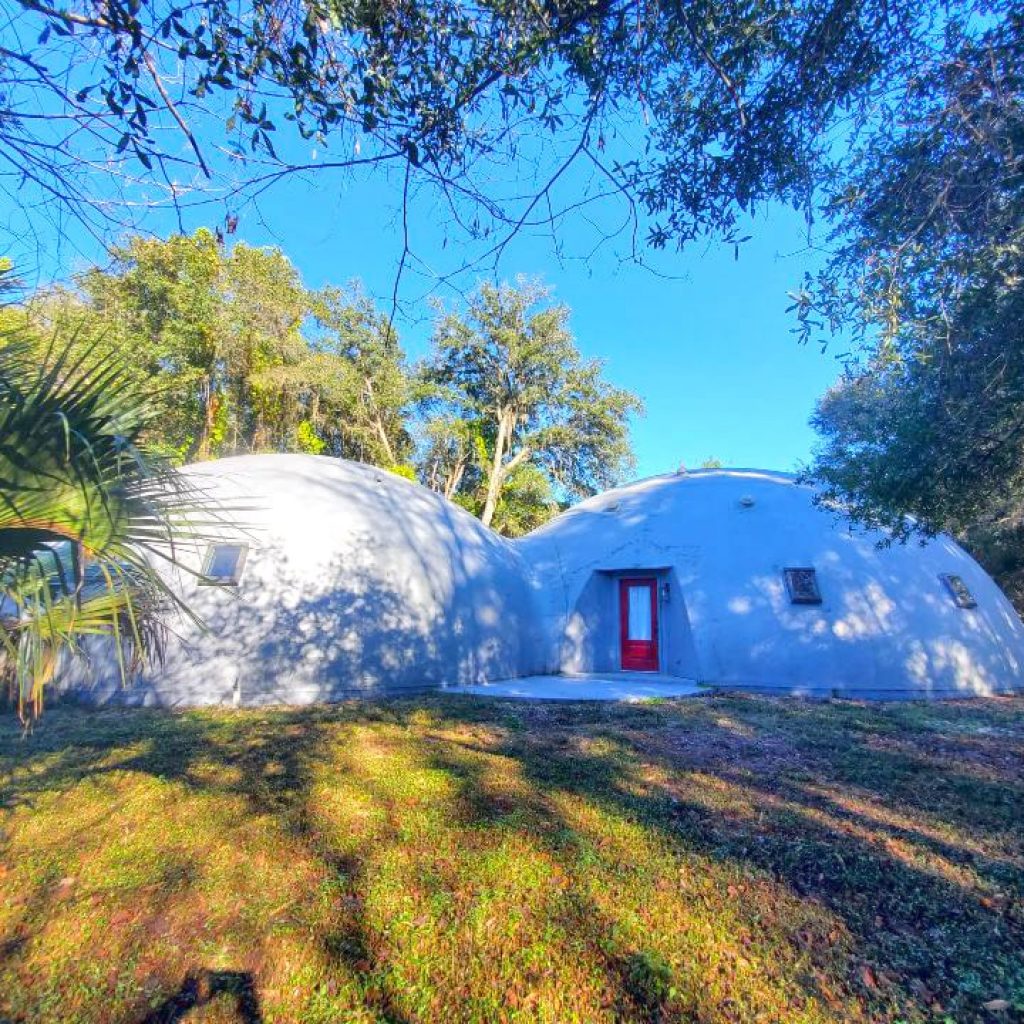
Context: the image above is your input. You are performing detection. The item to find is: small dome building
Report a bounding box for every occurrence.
[520,469,1024,698]
[68,456,1024,705]
[84,454,542,706]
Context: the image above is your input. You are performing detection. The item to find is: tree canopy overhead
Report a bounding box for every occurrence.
[1,0,1002,271]
[804,13,1024,531]
[800,12,1024,602]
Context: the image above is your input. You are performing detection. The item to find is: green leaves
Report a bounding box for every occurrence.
[11,0,999,259]
[419,279,642,532]
[25,231,414,470]
[0,334,228,722]
[806,15,1024,564]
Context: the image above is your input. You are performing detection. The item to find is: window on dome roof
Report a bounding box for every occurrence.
[200,543,248,586]
[783,567,821,605]
[940,574,977,609]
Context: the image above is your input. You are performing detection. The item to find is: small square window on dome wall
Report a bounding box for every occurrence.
[783,567,822,605]
[200,543,248,586]
[940,573,977,609]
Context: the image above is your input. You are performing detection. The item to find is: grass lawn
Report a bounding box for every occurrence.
[0,693,1022,1024]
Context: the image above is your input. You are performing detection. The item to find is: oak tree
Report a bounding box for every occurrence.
[20,230,415,467]
[420,279,641,530]
[3,0,1004,273]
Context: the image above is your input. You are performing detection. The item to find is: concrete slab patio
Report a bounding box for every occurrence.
[444,672,707,702]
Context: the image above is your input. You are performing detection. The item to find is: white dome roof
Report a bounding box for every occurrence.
[93,454,542,705]
[517,468,1024,697]
[67,458,1024,705]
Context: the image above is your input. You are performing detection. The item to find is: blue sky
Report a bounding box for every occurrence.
[3,155,844,481]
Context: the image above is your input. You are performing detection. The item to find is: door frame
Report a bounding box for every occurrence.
[618,576,660,672]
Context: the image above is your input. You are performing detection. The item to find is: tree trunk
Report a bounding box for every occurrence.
[481,445,532,528]
[444,458,466,500]
[373,414,396,464]
[193,377,216,460]
[364,378,396,465]
[480,410,511,528]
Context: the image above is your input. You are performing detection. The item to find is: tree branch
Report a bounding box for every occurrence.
[143,52,211,179]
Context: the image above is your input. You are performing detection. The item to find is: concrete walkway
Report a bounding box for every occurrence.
[444,672,706,702]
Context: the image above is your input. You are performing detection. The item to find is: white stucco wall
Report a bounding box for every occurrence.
[517,469,1024,698]
[73,454,543,706]
[61,458,1024,705]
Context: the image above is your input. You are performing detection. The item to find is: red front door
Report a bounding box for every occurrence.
[619,578,659,672]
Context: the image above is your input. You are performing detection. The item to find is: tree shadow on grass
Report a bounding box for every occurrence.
[0,703,416,1023]
[0,694,1022,1022]
[411,694,1024,1019]
[137,970,261,1024]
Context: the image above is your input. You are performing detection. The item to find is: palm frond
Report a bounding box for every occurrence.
[0,331,241,723]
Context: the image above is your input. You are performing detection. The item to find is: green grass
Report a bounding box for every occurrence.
[1,693,1022,1023]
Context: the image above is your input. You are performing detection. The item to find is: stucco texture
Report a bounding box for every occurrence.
[521,469,1024,698]
[62,457,1024,705]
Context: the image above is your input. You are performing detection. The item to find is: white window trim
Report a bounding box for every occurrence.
[199,543,249,587]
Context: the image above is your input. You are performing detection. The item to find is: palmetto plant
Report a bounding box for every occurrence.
[0,335,219,723]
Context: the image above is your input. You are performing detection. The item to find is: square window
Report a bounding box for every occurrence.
[940,573,977,609]
[784,567,822,605]
[200,543,248,586]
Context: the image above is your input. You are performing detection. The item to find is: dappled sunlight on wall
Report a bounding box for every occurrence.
[64,454,543,707]
[57,459,1024,704]
[519,468,1024,698]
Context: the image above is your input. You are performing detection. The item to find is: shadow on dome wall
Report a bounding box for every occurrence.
[707,563,1017,698]
[53,456,1024,705]
[63,459,541,707]
[524,482,1024,699]
[1,695,1021,1022]
[65,556,451,707]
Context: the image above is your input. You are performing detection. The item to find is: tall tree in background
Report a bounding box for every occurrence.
[798,14,1024,602]
[20,230,414,469]
[420,280,641,532]
[308,288,414,467]
[14,238,637,540]
[419,415,479,502]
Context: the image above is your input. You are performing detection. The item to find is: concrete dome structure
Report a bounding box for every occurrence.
[520,469,1024,698]
[85,454,541,706]
[66,456,1024,705]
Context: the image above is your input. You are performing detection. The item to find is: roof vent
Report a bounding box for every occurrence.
[676,462,687,475]
[940,573,977,609]
[739,495,755,509]
[605,502,621,514]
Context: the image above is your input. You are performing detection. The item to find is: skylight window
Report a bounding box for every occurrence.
[783,567,822,605]
[200,543,248,586]
[940,574,977,609]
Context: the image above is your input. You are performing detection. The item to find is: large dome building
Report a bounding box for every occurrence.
[520,468,1024,699]
[67,455,1024,705]
[82,454,542,706]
